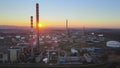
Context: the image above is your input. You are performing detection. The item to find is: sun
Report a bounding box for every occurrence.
[34,22,45,28]
[38,23,43,28]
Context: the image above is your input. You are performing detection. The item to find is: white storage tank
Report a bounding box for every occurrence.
[106,41,120,48]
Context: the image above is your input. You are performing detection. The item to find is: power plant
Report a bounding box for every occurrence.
[0,1,114,68]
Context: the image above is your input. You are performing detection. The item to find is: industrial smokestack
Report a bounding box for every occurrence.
[66,19,69,38]
[82,26,85,36]
[36,3,40,51]
[66,19,68,31]
[36,3,39,29]
[30,16,34,57]
[30,16,34,35]
[31,16,33,29]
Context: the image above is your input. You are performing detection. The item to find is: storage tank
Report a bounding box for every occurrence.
[106,41,120,48]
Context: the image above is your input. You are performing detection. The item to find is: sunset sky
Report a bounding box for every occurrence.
[0,0,120,28]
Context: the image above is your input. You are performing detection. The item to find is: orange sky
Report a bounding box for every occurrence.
[0,0,120,28]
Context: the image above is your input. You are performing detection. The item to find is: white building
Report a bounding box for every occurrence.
[0,52,8,63]
[0,46,9,63]
[9,48,21,63]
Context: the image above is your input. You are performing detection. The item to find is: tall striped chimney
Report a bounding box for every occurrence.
[36,3,40,51]
[31,16,33,29]
[66,19,69,38]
